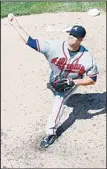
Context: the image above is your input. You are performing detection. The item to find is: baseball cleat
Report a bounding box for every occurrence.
[40,134,57,148]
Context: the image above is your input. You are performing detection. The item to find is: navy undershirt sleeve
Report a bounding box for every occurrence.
[26,36,38,50]
[89,76,97,82]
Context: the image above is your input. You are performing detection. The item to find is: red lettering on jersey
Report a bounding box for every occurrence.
[51,57,86,75]
[67,64,81,70]
[79,65,85,75]
[51,57,58,64]
[67,64,85,75]
[57,58,66,66]
[51,57,66,70]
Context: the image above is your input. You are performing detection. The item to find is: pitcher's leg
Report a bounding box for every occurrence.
[46,93,65,135]
[40,86,78,148]
[46,85,78,135]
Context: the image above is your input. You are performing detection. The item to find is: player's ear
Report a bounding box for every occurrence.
[79,37,84,42]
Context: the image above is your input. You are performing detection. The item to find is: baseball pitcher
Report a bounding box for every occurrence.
[8,14,99,148]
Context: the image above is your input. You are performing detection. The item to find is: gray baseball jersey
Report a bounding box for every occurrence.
[36,39,99,81]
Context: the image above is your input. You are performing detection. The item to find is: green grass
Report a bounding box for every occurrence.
[1,1,106,18]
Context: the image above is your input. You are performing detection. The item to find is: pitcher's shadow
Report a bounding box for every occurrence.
[56,92,106,137]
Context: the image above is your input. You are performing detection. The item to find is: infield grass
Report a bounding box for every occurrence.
[1,1,106,18]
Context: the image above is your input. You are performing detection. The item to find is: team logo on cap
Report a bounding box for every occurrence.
[73,27,78,31]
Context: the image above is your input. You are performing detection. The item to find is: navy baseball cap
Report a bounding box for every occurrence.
[66,25,86,38]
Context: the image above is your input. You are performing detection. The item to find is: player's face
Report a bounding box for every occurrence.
[68,34,83,47]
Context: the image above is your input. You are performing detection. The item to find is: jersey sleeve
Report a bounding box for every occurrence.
[86,57,99,77]
[26,36,52,58]
[37,39,51,57]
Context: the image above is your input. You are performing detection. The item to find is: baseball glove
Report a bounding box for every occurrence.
[50,75,76,92]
